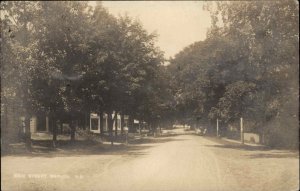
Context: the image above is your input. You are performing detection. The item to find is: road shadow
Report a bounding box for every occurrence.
[245,152,299,159]
[204,144,270,151]
[159,132,196,137]
[2,136,184,159]
[159,133,181,138]
[129,137,186,145]
[205,144,299,159]
[203,137,299,159]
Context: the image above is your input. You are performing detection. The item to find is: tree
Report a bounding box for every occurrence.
[168,1,298,148]
[2,2,94,146]
[1,1,42,149]
[207,1,299,147]
[34,1,92,143]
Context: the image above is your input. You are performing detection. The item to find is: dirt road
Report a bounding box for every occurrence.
[2,130,299,191]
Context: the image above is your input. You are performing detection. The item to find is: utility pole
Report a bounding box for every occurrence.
[240,117,244,144]
[217,118,219,137]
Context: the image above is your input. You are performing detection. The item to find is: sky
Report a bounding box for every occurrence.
[89,1,212,59]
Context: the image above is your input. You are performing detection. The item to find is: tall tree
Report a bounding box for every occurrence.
[1,1,41,149]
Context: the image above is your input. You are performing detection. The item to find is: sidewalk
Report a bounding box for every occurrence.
[221,137,266,148]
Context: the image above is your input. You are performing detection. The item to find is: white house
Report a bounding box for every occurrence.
[18,115,49,134]
[89,112,129,133]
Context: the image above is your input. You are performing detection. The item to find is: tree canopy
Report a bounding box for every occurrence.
[1,1,169,144]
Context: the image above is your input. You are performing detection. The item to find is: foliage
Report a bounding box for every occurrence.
[169,1,299,148]
[1,1,169,141]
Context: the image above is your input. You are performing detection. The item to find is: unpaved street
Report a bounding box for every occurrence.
[2,131,299,191]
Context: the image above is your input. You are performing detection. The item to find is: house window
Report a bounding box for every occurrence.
[91,118,99,130]
[37,115,46,131]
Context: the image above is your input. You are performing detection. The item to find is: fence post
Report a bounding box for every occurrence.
[240,117,244,144]
[217,118,219,137]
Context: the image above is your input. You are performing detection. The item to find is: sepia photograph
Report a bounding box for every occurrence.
[1,1,299,191]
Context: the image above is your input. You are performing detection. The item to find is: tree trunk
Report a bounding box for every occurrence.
[114,111,118,136]
[99,111,104,135]
[2,102,9,152]
[107,111,114,145]
[24,114,31,150]
[121,114,125,135]
[84,112,87,130]
[139,120,142,135]
[52,115,57,148]
[260,124,265,144]
[128,115,134,133]
[153,121,157,137]
[159,124,162,135]
[70,120,75,142]
[60,121,63,134]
